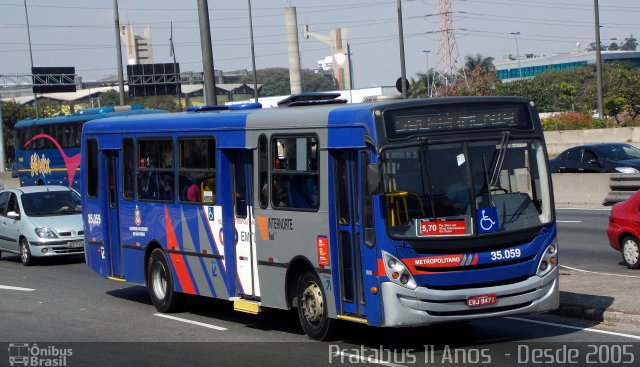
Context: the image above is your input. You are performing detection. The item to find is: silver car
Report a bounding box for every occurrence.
[0,186,84,266]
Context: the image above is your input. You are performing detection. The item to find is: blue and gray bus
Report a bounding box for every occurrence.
[81,95,558,340]
[14,105,166,190]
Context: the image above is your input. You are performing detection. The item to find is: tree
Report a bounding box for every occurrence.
[99,90,120,106]
[1,101,34,163]
[604,96,628,124]
[240,67,335,97]
[464,54,495,74]
[434,65,500,97]
[621,34,638,51]
[609,42,620,51]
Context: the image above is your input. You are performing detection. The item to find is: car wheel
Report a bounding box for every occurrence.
[147,248,183,312]
[20,237,33,266]
[622,236,640,269]
[296,268,336,341]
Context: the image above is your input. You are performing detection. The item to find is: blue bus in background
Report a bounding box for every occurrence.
[81,95,558,340]
[14,105,166,190]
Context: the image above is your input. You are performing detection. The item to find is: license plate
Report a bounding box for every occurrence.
[68,241,84,248]
[467,293,497,307]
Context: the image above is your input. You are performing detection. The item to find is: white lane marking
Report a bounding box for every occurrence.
[506,317,640,340]
[556,207,611,211]
[560,265,640,279]
[336,351,407,367]
[0,285,35,291]
[154,313,227,331]
[557,220,582,223]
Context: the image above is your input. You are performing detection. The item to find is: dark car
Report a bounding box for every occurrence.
[549,143,640,173]
[607,190,640,268]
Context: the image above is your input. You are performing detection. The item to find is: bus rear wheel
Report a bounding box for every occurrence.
[147,249,183,312]
[296,269,336,341]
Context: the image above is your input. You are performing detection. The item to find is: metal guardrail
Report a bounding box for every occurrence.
[604,174,640,204]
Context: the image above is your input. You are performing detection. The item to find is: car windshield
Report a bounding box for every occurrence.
[593,144,640,161]
[381,138,552,239]
[21,190,82,216]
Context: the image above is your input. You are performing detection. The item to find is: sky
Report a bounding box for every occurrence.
[1,0,639,89]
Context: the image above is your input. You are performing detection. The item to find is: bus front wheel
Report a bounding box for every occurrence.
[147,249,183,312]
[296,269,336,340]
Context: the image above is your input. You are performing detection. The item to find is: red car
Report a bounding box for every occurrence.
[607,191,640,269]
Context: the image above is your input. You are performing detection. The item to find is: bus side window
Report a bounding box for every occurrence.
[178,137,216,204]
[271,136,319,210]
[137,139,174,202]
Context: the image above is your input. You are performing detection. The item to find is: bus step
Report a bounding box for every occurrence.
[233,299,261,315]
[107,276,126,282]
[337,314,368,324]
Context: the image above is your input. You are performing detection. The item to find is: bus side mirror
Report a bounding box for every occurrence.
[367,163,382,195]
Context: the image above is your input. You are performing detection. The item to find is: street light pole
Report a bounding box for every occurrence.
[247,0,258,102]
[396,0,407,98]
[594,0,604,119]
[198,0,218,105]
[23,0,39,117]
[510,32,523,79]
[112,0,125,106]
[422,50,430,97]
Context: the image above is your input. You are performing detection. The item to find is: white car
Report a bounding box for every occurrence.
[0,186,84,266]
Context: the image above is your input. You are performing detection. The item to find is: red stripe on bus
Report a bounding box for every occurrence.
[165,207,196,294]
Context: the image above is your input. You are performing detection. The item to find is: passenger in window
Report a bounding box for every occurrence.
[272,176,288,207]
[187,179,201,202]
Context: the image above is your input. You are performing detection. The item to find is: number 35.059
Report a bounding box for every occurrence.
[491,249,521,261]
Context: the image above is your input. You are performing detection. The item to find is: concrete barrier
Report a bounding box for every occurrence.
[544,127,640,157]
[551,173,612,207]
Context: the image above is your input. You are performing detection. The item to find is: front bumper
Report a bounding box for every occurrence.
[380,266,559,327]
[28,237,85,257]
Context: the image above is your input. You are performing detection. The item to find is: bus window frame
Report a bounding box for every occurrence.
[270,134,320,212]
[177,136,217,204]
[136,137,175,203]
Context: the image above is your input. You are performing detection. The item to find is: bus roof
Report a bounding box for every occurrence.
[81,96,535,140]
[14,105,167,128]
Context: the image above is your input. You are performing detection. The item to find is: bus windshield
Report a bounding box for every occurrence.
[381,138,552,239]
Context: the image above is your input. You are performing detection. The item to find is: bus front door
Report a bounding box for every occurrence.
[104,150,123,278]
[333,150,375,319]
[231,151,260,298]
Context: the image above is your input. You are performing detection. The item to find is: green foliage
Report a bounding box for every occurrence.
[1,101,35,162]
[464,54,495,73]
[541,113,612,131]
[434,66,501,97]
[240,67,336,97]
[130,96,180,112]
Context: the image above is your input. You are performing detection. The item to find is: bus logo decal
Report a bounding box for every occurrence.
[24,133,81,188]
[134,205,142,226]
[29,153,52,177]
[256,216,269,240]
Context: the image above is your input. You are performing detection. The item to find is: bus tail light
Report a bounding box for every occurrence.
[382,251,417,290]
[537,241,558,277]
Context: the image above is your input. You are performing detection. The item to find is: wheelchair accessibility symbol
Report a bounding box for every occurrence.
[476,207,499,234]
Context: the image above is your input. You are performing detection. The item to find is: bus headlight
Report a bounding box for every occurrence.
[382,251,417,290]
[35,227,58,239]
[537,241,558,277]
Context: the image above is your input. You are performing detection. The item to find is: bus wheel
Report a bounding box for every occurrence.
[296,269,336,340]
[147,249,183,312]
[20,238,33,266]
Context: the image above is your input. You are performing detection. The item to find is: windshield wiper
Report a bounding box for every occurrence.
[489,132,510,188]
